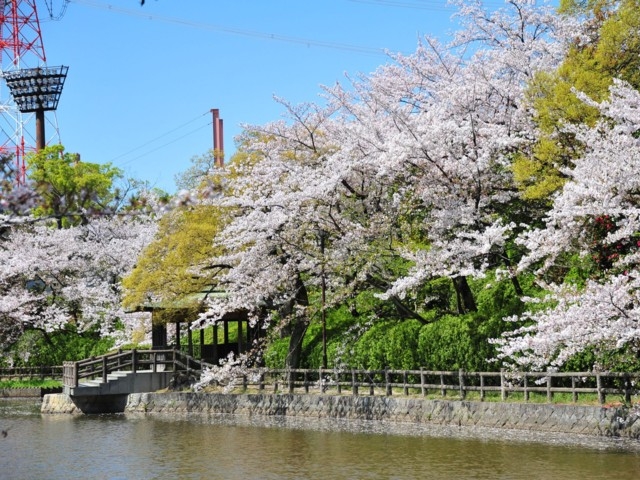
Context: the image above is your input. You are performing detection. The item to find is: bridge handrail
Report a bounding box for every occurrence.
[62,349,202,388]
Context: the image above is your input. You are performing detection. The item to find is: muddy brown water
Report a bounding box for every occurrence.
[1,398,640,479]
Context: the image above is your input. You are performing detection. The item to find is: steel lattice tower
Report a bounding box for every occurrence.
[0,0,67,186]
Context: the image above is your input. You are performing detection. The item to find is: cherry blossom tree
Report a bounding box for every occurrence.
[193,0,572,375]
[0,147,163,364]
[0,213,158,364]
[496,80,640,370]
[319,0,568,310]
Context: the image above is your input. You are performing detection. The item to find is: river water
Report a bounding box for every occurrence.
[1,398,640,480]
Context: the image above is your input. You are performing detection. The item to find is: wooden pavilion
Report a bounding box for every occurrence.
[140,292,261,365]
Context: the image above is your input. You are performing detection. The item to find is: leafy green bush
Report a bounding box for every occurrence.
[6,328,114,367]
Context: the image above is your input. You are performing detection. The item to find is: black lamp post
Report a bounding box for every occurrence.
[3,65,68,151]
[318,229,328,369]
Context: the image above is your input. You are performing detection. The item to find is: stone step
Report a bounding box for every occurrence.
[67,370,175,397]
[79,371,132,387]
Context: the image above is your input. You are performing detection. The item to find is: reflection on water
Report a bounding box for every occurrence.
[1,399,639,480]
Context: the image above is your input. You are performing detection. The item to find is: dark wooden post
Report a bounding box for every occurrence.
[175,321,181,351]
[151,321,167,349]
[352,369,358,396]
[288,369,294,394]
[319,368,326,393]
[237,319,243,353]
[403,371,409,396]
[102,356,107,383]
[597,372,604,404]
[213,324,219,364]
[132,349,138,374]
[385,369,392,396]
[369,375,375,396]
[625,374,632,404]
[187,322,193,357]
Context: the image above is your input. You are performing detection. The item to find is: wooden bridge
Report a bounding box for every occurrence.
[62,349,204,397]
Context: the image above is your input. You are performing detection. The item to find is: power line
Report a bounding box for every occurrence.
[347,0,506,10]
[117,123,210,166]
[68,0,387,57]
[347,0,455,11]
[110,112,210,166]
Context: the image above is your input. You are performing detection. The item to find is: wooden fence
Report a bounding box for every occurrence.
[0,366,63,382]
[7,358,640,405]
[220,368,639,405]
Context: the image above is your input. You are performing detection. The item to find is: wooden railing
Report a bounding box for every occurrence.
[62,349,202,388]
[218,368,639,405]
[59,354,640,405]
[0,366,63,382]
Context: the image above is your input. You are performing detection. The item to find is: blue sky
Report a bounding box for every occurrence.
[31,0,504,193]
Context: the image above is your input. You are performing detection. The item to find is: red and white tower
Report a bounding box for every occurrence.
[0,0,67,186]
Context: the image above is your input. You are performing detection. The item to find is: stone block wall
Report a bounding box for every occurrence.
[41,391,640,439]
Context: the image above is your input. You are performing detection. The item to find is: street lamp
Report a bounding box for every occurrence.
[3,65,68,151]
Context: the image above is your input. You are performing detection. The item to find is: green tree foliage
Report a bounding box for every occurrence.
[27,145,123,228]
[261,272,532,372]
[121,149,254,318]
[514,0,640,201]
[9,327,114,367]
[122,203,228,310]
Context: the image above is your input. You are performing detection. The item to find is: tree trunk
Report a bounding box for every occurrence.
[502,249,524,296]
[452,276,477,314]
[283,273,310,370]
[286,315,309,370]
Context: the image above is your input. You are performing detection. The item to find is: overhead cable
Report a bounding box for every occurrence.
[69,0,386,57]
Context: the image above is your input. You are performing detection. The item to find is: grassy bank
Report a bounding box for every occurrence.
[0,379,62,389]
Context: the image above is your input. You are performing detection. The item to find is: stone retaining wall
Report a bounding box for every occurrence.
[41,391,640,439]
[1,387,62,398]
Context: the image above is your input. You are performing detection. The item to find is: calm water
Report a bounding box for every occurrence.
[1,399,640,480]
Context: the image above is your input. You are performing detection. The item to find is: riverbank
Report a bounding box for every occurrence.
[41,391,640,440]
[1,387,62,398]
